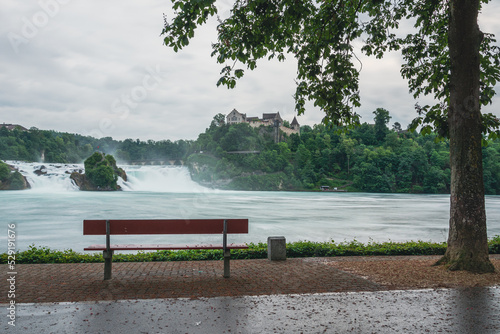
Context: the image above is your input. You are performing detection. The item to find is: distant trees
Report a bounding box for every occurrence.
[186,111,500,195]
[0,128,190,163]
[373,108,391,143]
[210,113,226,128]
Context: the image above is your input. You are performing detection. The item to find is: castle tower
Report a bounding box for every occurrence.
[291,117,300,133]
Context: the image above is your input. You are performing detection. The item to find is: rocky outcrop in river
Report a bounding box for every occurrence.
[70,152,126,191]
[0,161,31,190]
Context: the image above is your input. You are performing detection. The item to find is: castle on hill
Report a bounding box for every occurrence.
[226,109,300,137]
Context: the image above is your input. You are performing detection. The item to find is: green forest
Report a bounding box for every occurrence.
[0,126,190,164]
[1,108,500,194]
[188,109,500,194]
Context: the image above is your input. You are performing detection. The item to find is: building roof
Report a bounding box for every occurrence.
[262,112,282,120]
[291,117,300,126]
[0,123,28,131]
[227,109,246,117]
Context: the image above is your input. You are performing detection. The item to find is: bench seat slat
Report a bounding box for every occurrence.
[84,243,249,251]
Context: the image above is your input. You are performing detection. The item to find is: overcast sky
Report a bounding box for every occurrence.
[2,1,500,142]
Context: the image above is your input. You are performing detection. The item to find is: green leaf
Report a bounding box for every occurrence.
[234,69,244,78]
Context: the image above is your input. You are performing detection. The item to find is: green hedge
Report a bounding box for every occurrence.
[2,236,499,264]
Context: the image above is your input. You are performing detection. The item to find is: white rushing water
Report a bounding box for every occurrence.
[6,161,206,193]
[1,161,499,252]
[119,165,207,192]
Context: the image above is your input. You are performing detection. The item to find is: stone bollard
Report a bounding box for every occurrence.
[267,236,286,261]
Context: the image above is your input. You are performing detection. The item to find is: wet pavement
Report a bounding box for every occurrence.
[0,258,385,303]
[4,287,500,333]
[2,257,500,333]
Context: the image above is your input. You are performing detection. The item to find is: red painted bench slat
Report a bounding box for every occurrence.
[83,219,248,235]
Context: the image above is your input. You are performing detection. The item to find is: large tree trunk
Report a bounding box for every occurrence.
[436,0,494,273]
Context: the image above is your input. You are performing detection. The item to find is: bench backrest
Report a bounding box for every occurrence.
[83,219,248,235]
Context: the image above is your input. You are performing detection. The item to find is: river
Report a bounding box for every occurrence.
[1,161,499,252]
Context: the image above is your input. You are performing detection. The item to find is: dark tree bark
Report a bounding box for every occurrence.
[437,0,495,273]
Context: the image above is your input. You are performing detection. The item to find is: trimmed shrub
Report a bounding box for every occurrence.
[1,237,498,264]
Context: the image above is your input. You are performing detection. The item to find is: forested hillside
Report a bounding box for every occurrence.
[187,110,500,194]
[1,111,499,194]
[0,126,190,163]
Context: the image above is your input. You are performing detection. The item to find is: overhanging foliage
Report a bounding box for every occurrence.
[162,0,500,139]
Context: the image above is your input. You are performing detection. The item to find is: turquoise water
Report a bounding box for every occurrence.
[1,162,499,252]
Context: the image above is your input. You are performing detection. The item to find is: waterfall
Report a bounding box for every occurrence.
[120,165,208,192]
[7,161,81,192]
[6,161,208,192]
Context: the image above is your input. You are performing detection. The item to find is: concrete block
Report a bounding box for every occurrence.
[267,236,286,261]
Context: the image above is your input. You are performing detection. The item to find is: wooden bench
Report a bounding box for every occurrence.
[83,219,249,280]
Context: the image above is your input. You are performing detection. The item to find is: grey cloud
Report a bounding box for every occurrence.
[1,0,498,142]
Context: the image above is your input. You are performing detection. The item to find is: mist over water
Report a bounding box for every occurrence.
[120,165,208,192]
[1,161,499,252]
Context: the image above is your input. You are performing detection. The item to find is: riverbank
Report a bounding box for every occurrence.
[2,238,499,264]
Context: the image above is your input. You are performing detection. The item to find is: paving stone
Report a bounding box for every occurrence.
[0,258,382,303]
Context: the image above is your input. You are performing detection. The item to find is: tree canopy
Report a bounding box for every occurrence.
[162,0,500,138]
[162,0,500,272]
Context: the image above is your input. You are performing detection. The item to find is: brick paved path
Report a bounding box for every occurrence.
[1,258,382,303]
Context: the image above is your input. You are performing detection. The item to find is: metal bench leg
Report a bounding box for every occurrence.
[223,249,230,278]
[103,250,114,280]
